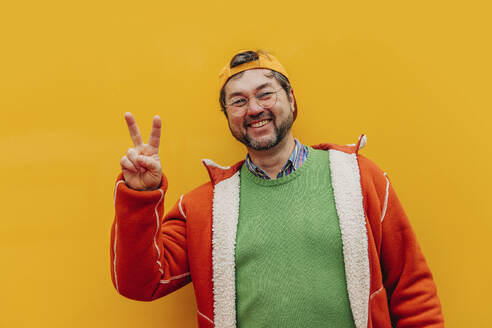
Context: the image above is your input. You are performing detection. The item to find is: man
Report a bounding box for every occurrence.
[110,50,444,327]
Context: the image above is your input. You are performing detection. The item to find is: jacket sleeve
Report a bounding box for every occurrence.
[109,173,191,301]
[378,173,444,327]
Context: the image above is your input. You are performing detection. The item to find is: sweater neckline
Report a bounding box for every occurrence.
[240,146,322,187]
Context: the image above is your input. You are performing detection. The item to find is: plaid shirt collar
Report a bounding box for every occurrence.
[244,139,309,180]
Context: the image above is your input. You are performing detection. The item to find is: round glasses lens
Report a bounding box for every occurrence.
[257,91,277,108]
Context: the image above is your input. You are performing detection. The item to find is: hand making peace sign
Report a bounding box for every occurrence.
[120,112,163,191]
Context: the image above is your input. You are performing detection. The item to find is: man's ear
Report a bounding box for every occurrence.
[289,88,295,112]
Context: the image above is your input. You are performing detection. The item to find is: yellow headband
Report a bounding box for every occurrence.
[218,51,290,92]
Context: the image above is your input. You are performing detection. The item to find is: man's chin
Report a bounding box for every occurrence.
[230,126,283,151]
[244,135,279,151]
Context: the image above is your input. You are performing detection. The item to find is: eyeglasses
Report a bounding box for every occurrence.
[225,89,282,111]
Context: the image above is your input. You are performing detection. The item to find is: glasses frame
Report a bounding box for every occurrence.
[225,89,283,112]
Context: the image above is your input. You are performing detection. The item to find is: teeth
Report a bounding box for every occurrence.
[251,120,269,128]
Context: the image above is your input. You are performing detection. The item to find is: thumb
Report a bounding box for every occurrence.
[136,155,160,171]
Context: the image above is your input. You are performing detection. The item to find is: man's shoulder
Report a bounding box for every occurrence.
[179,160,242,218]
[310,134,367,154]
[308,135,387,183]
[184,180,214,198]
[182,158,243,200]
[201,158,245,186]
[357,153,386,177]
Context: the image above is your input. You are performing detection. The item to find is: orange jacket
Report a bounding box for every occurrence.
[110,135,444,328]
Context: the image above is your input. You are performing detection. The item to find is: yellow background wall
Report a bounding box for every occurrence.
[1,0,490,327]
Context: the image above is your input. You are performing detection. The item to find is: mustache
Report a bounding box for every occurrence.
[243,113,275,127]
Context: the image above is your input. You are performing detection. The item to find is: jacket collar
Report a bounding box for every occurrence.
[201,134,367,185]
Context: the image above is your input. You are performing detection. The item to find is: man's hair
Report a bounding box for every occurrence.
[219,50,292,116]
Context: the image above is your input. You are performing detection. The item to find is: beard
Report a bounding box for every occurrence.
[228,110,294,151]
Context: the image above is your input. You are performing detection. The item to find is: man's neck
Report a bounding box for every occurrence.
[247,134,296,179]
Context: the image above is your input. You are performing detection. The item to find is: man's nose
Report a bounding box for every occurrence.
[246,98,264,116]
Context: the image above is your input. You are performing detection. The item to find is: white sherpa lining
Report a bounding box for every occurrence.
[202,158,231,170]
[346,134,367,151]
[329,149,370,328]
[358,134,367,150]
[211,171,240,328]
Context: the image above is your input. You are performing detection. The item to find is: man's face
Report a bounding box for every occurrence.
[224,69,295,151]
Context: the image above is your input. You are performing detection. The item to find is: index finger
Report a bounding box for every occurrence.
[124,112,144,147]
[148,115,161,149]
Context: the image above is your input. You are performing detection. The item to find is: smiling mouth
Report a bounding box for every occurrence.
[248,119,271,128]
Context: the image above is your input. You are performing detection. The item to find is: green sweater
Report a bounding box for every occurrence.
[235,148,355,328]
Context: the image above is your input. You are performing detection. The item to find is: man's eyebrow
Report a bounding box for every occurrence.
[227,83,274,99]
[255,82,273,91]
[228,91,243,99]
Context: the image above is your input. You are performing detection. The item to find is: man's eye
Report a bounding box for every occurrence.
[257,92,274,100]
[231,99,247,106]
